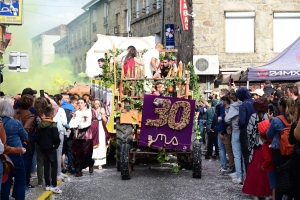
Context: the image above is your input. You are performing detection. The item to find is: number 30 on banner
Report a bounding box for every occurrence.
[145,98,191,130]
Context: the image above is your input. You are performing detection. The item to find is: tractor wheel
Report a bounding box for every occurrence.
[116,137,121,171]
[116,118,133,173]
[192,140,202,178]
[120,143,131,180]
[177,153,193,170]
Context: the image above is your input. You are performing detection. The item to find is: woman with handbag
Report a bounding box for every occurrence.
[0,100,27,200]
[69,98,93,177]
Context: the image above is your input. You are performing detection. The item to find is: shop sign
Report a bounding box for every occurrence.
[0,0,23,25]
[180,0,189,31]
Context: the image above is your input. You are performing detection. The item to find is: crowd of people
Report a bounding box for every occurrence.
[0,88,110,199]
[198,81,300,200]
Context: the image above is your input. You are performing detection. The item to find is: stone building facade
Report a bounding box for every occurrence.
[53,36,68,58]
[192,0,300,91]
[66,12,90,74]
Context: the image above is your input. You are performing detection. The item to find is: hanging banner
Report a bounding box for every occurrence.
[0,0,23,25]
[105,85,115,133]
[180,0,189,31]
[139,95,196,151]
[165,24,175,50]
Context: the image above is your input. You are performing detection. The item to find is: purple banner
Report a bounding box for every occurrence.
[139,95,196,151]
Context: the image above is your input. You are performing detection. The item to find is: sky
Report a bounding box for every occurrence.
[6,0,91,53]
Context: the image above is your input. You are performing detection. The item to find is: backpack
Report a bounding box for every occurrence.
[277,115,294,156]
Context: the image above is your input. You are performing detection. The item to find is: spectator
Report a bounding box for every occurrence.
[154,56,178,78]
[0,100,27,200]
[209,92,218,108]
[242,97,271,198]
[251,84,261,92]
[266,96,294,200]
[34,97,50,186]
[290,100,300,200]
[225,92,244,184]
[53,94,69,180]
[263,81,275,96]
[61,96,76,174]
[204,101,218,160]
[196,101,207,145]
[221,95,235,176]
[36,106,62,194]
[236,87,256,171]
[14,94,35,189]
[287,86,299,101]
[250,89,264,99]
[215,89,229,172]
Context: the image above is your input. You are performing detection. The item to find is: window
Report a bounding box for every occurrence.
[225,12,255,53]
[92,9,97,23]
[156,0,160,9]
[136,0,139,18]
[273,12,300,52]
[146,0,149,14]
[116,13,121,34]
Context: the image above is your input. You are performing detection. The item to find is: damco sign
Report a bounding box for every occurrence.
[180,0,189,31]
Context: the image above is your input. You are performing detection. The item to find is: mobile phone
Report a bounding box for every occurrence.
[40,90,44,97]
[268,105,274,115]
[230,78,234,86]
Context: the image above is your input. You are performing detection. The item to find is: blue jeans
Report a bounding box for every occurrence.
[231,130,246,179]
[1,155,26,200]
[218,131,227,169]
[199,119,206,143]
[31,150,37,173]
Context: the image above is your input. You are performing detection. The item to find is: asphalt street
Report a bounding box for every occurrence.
[52,158,253,200]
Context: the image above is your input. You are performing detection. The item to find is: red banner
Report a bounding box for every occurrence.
[180,0,189,31]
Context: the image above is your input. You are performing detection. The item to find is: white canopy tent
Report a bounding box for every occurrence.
[86,34,155,78]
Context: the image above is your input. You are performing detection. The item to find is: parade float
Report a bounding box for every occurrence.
[87,34,202,180]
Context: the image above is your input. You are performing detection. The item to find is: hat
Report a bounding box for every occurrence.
[21,88,37,96]
[250,89,264,97]
[253,97,268,112]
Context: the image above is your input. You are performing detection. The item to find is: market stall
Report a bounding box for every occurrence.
[247,36,300,81]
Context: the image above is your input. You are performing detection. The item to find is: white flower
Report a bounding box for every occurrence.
[166,28,174,38]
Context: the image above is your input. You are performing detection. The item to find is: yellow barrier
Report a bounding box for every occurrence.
[37,179,63,200]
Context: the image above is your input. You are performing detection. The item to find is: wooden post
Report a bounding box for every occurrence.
[112,45,118,102]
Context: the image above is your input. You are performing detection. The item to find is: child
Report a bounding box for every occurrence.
[36,106,62,194]
[260,133,275,200]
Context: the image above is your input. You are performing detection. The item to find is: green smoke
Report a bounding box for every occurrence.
[0,0,90,95]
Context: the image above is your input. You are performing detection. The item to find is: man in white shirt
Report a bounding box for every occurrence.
[142,43,163,78]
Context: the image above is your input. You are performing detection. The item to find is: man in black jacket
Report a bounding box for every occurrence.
[263,81,274,96]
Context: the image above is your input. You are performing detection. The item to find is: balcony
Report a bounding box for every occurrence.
[103,16,108,25]
[92,22,97,31]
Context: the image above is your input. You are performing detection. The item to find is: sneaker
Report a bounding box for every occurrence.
[45,185,50,191]
[60,172,68,178]
[219,167,227,172]
[232,177,243,184]
[229,172,236,178]
[223,168,235,176]
[50,186,62,194]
